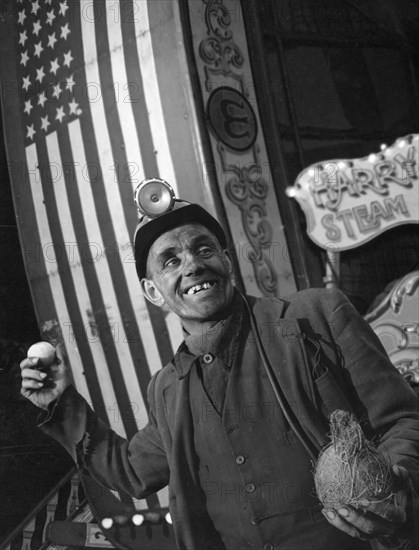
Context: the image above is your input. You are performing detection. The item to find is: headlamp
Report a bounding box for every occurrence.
[134,178,176,219]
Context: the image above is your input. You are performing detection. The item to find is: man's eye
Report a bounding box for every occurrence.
[164,257,180,268]
[198,246,213,256]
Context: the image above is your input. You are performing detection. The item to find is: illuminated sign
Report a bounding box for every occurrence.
[287,135,419,250]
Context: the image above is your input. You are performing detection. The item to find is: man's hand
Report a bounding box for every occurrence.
[321,465,410,542]
[20,344,71,410]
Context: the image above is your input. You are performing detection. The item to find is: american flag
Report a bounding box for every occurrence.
[1,0,195,510]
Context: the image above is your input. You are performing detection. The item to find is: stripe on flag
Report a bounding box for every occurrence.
[133,0,178,194]
[80,0,176,371]
[25,143,93,410]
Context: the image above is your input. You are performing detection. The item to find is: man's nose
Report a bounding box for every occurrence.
[183,252,204,276]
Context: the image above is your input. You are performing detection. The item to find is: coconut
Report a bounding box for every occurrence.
[314,410,395,509]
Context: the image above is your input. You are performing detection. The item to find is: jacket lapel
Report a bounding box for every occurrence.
[252,298,328,451]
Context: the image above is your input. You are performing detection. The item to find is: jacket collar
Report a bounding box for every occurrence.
[173,290,247,379]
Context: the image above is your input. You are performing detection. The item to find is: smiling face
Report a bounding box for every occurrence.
[140,223,234,334]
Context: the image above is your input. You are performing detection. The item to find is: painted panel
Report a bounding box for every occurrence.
[187,0,297,297]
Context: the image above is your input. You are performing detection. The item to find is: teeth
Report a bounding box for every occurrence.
[186,282,213,295]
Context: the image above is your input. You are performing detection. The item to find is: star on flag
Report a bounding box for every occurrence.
[19,30,28,46]
[63,50,73,68]
[38,92,47,108]
[34,40,44,58]
[24,99,33,115]
[22,75,31,91]
[33,19,42,36]
[52,83,61,99]
[66,75,75,93]
[68,98,81,115]
[50,58,59,75]
[48,32,57,49]
[55,106,65,122]
[61,23,70,40]
[46,9,55,25]
[36,66,45,83]
[31,1,40,16]
[26,124,35,140]
[20,50,29,66]
[59,1,69,17]
[18,10,27,26]
[40,115,50,132]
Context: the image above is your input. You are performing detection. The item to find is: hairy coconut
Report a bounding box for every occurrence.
[314,410,395,509]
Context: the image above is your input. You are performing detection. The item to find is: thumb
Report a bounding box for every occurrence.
[55,343,67,365]
[392,465,410,492]
[55,343,72,386]
[391,465,411,521]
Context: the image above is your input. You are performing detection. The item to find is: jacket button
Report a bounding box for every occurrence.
[235,455,245,465]
[264,544,274,550]
[203,353,214,364]
[245,482,256,493]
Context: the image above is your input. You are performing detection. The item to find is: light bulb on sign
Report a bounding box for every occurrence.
[101,517,113,529]
[132,514,144,526]
[165,512,173,525]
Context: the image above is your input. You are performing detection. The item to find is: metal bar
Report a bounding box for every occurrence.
[0,468,82,550]
[271,9,306,168]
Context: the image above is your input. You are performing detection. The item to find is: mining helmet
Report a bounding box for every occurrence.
[133,178,227,279]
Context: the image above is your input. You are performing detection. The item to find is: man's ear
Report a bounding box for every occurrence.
[140,278,165,308]
[223,248,234,274]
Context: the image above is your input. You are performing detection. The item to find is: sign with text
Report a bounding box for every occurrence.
[287,135,419,250]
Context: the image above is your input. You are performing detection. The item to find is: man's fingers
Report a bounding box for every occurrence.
[21,366,49,394]
[322,508,368,540]
[361,498,406,525]
[20,357,40,370]
[359,465,409,524]
[22,377,46,390]
[337,506,397,537]
[21,368,48,382]
[392,465,409,511]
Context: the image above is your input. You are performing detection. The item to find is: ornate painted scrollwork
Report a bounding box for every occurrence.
[390,272,419,314]
[203,0,234,41]
[394,359,419,385]
[199,38,244,79]
[225,158,277,295]
[199,0,278,296]
[199,0,243,88]
[366,271,419,387]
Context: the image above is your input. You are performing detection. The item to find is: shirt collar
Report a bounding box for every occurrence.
[174,290,247,379]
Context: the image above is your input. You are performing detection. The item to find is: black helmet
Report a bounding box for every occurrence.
[133,178,227,279]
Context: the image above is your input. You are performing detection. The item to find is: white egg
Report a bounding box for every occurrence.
[27,341,56,367]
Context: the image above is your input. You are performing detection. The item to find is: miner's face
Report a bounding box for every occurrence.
[141,224,234,332]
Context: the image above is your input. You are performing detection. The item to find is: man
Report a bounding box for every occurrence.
[21,185,419,550]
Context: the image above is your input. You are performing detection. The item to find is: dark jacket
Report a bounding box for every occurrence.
[41,288,419,549]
